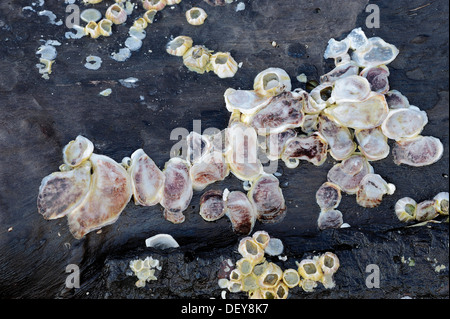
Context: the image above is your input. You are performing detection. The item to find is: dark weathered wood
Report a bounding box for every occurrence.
[0,0,448,298]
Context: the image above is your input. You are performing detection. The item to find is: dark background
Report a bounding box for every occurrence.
[0,0,448,299]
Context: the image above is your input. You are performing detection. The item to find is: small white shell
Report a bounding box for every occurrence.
[282,268,300,288]
[318,114,356,161]
[323,38,350,59]
[185,7,207,25]
[252,230,271,249]
[105,4,127,25]
[264,237,284,256]
[315,182,342,211]
[395,197,417,222]
[360,65,390,94]
[434,192,449,215]
[297,258,323,282]
[317,209,343,230]
[346,27,369,51]
[166,36,193,56]
[258,262,283,289]
[253,67,292,97]
[63,135,94,167]
[351,37,399,68]
[381,106,428,141]
[145,234,180,249]
[209,52,238,78]
[80,8,102,23]
[85,21,101,39]
[238,237,265,263]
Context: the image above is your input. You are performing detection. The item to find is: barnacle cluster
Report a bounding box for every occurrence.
[129,256,162,287]
[395,192,448,223]
[167,36,239,78]
[218,232,340,298]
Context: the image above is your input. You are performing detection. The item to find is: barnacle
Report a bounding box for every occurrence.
[80,9,102,23]
[355,127,390,161]
[318,252,339,289]
[282,268,300,288]
[129,256,160,288]
[182,45,212,74]
[97,19,113,37]
[240,273,259,292]
[166,0,182,4]
[253,67,292,97]
[199,189,225,221]
[105,4,127,24]
[133,17,148,30]
[281,132,328,167]
[415,200,438,222]
[236,258,255,276]
[62,135,94,167]
[381,106,428,141]
[209,52,238,78]
[238,237,265,264]
[252,230,271,249]
[297,258,323,282]
[166,36,193,56]
[395,197,417,222]
[225,191,258,235]
[224,88,272,115]
[434,192,449,215]
[315,182,342,212]
[186,7,208,25]
[85,21,101,38]
[300,279,318,292]
[258,262,283,289]
[142,0,166,11]
[274,282,289,299]
[392,135,443,167]
[356,173,395,208]
[143,9,157,23]
[127,149,165,207]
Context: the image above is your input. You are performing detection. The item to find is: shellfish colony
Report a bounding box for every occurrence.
[395,192,448,223]
[218,233,340,298]
[129,256,162,287]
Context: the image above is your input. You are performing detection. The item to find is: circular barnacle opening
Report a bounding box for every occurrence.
[237,258,253,276]
[245,239,259,256]
[228,281,242,293]
[262,73,280,90]
[263,273,279,286]
[168,37,186,51]
[303,262,317,275]
[214,53,229,65]
[263,290,276,299]
[144,10,157,23]
[283,269,300,287]
[189,8,201,19]
[275,283,288,299]
[323,255,334,269]
[229,269,241,281]
[320,86,332,101]
[110,4,122,17]
[405,203,416,217]
[252,261,268,277]
[253,231,270,248]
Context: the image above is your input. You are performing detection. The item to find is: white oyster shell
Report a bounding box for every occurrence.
[224,88,272,115]
[356,173,395,208]
[351,37,399,68]
[381,106,428,141]
[392,135,443,167]
[355,127,390,161]
[318,114,356,161]
[329,75,371,103]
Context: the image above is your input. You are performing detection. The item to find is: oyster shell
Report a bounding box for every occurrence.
[323,38,350,60]
[346,27,369,51]
[160,157,193,224]
[356,173,395,208]
[247,173,286,224]
[395,197,417,222]
[128,149,165,206]
[327,154,374,194]
[209,52,238,78]
[318,114,356,161]
[309,83,333,109]
[185,7,208,25]
[67,153,132,239]
[37,161,91,220]
[360,65,390,94]
[166,36,193,57]
[381,106,428,141]
[329,75,371,103]
[63,135,94,167]
[320,61,359,84]
[392,135,443,167]
[317,209,343,230]
[253,67,292,97]
[199,189,225,221]
[224,88,272,115]
[385,90,410,109]
[265,129,297,161]
[415,200,438,222]
[189,150,229,191]
[355,126,390,161]
[281,132,328,166]
[186,131,212,164]
[324,92,389,129]
[434,192,449,215]
[315,182,342,212]
[351,37,399,68]
[224,191,258,235]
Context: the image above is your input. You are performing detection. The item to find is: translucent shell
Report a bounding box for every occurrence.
[301,114,319,134]
[166,36,193,56]
[300,279,318,292]
[356,173,395,208]
[317,209,343,230]
[258,262,283,289]
[392,135,443,167]
[145,233,179,249]
[327,155,373,195]
[209,52,238,78]
[415,200,438,222]
[253,67,292,97]
[274,282,289,299]
[185,7,208,25]
[351,37,399,68]
[105,4,127,25]
[224,88,272,115]
[160,157,193,224]
[264,237,284,256]
[381,106,428,141]
[434,192,449,215]
[241,274,259,292]
[395,197,417,222]
[247,173,286,224]
[98,19,113,37]
[297,258,323,282]
[67,153,132,239]
[360,65,390,94]
[282,268,301,288]
[329,75,371,103]
[142,0,166,11]
[346,27,369,51]
[252,230,271,249]
[186,131,212,164]
[318,114,356,161]
[385,90,410,109]
[85,21,101,39]
[37,161,91,220]
[281,132,328,166]
[244,91,305,135]
[63,135,94,167]
[182,45,212,74]
[324,92,389,130]
[128,149,165,206]
[315,182,342,211]
[236,258,255,276]
[189,151,229,191]
[225,191,258,235]
[199,189,225,221]
[238,237,265,264]
[309,83,333,108]
[323,38,350,59]
[80,9,102,23]
[355,127,390,161]
[143,9,157,23]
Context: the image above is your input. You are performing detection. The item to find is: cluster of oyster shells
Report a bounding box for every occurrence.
[218,232,340,299]
[395,192,448,223]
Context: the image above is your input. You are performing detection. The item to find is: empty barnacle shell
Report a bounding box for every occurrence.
[281,132,328,167]
[356,173,395,208]
[252,260,269,277]
[183,45,212,74]
[381,106,428,141]
[385,90,410,109]
[323,37,350,60]
[252,230,270,249]
[297,257,323,282]
[223,88,273,115]
[360,65,390,94]
[106,4,127,25]
[259,288,277,299]
[392,135,443,167]
[185,7,208,25]
[316,182,342,212]
[318,252,339,289]
[128,149,165,206]
[160,157,193,224]
[142,0,166,11]
[317,209,343,230]
[209,52,238,78]
[355,127,390,161]
[318,114,356,161]
[264,237,284,256]
[190,151,229,191]
[415,200,439,222]
[309,82,333,108]
[85,21,101,38]
[434,192,449,215]
[229,268,242,282]
[320,61,359,84]
[253,67,292,97]
[274,282,289,299]
[282,268,300,288]
[236,258,254,276]
[227,281,242,293]
[258,262,283,289]
[238,237,265,264]
[300,278,318,292]
[63,135,94,167]
[67,153,132,239]
[133,17,148,30]
[395,197,417,222]
[241,273,259,292]
[145,233,179,249]
[225,191,258,235]
[324,92,389,130]
[329,75,371,104]
[143,9,157,23]
[327,154,374,194]
[97,19,113,37]
[80,8,102,23]
[351,36,399,68]
[199,189,225,221]
[166,36,193,56]
[37,161,91,220]
[247,173,286,224]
